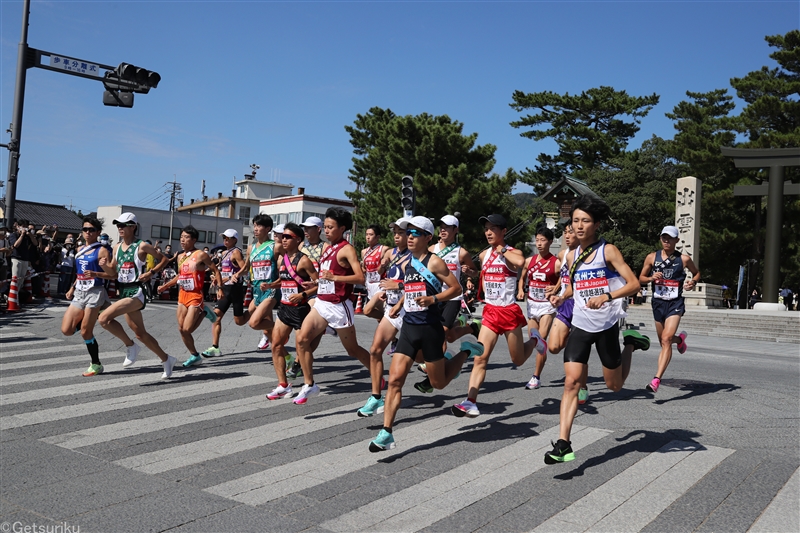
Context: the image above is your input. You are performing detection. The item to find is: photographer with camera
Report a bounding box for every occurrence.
[8,220,39,302]
[57,234,77,297]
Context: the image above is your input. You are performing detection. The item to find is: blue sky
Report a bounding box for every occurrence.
[1,1,797,215]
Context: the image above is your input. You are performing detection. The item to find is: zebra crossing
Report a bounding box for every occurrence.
[1,322,798,532]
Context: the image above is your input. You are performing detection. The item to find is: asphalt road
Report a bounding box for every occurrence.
[1,299,798,533]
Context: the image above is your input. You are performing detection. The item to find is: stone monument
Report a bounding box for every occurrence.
[674,176,724,308]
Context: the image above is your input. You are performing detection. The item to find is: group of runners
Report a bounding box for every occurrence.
[58,195,700,465]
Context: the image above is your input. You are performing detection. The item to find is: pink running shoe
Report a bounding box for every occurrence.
[676,331,688,354]
[646,377,661,393]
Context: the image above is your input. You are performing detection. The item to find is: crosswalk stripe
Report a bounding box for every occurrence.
[0,354,98,371]
[0,330,36,339]
[748,467,800,533]
[0,338,61,351]
[43,394,276,449]
[115,398,373,474]
[319,425,611,533]
[0,359,268,406]
[203,413,544,507]
[0,352,125,385]
[1,375,268,430]
[0,343,86,360]
[533,440,734,533]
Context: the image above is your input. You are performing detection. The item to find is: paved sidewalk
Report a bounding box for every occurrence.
[1,299,798,532]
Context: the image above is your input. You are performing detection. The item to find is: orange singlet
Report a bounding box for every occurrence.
[177,250,206,308]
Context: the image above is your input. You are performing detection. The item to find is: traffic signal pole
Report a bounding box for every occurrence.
[3,0,31,230]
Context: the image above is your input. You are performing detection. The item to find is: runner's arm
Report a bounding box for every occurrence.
[638,252,658,283]
[585,244,639,309]
[499,246,525,270]
[682,255,701,290]
[320,245,365,285]
[517,257,531,300]
[459,247,478,278]
[413,255,461,308]
[296,255,319,301]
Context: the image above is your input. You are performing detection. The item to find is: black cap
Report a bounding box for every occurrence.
[479,214,507,228]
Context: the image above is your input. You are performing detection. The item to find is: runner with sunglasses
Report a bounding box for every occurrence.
[266,223,321,400]
[369,217,483,452]
[157,226,223,368]
[60,217,117,377]
[451,214,545,418]
[357,217,411,418]
[544,195,640,465]
[97,212,178,379]
[201,229,251,358]
[292,207,372,405]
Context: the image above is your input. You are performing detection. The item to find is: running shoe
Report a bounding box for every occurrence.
[203,305,217,323]
[201,346,221,358]
[418,363,428,374]
[381,377,387,390]
[369,429,395,452]
[451,399,480,418]
[646,377,661,393]
[123,342,140,368]
[182,354,203,368]
[414,379,433,394]
[460,340,484,360]
[530,329,548,355]
[469,319,482,338]
[677,331,688,354]
[387,338,398,356]
[284,354,294,371]
[544,439,575,464]
[257,333,270,351]
[292,383,320,405]
[578,387,589,405]
[622,330,651,351]
[286,359,303,379]
[82,363,104,377]
[161,355,177,380]
[456,314,467,327]
[525,375,541,390]
[357,395,385,417]
[267,384,293,400]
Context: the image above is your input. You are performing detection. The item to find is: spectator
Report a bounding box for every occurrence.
[0,226,11,283]
[57,234,76,297]
[9,220,38,299]
[749,288,761,309]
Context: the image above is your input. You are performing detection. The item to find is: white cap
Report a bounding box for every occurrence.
[439,215,459,228]
[221,229,239,239]
[300,216,323,228]
[388,216,412,229]
[404,216,435,235]
[661,226,679,238]
[273,224,285,234]
[112,212,137,225]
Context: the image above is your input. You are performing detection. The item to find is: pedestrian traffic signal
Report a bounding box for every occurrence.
[401,175,415,217]
[103,90,133,108]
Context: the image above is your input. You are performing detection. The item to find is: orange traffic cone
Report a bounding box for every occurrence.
[107,279,117,299]
[243,285,253,308]
[7,276,21,312]
[354,294,364,314]
[23,270,33,303]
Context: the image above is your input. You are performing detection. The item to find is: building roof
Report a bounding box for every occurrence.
[178,195,260,211]
[259,193,353,208]
[0,199,84,232]
[540,176,597,204]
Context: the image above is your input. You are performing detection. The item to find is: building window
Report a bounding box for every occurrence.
[207,232,216,244]
[239,206,251,225]
[204,206,216,217]
[303,211,326,222]
[172,228,182,240]
[218,205,229,218]
[288,212,302,224]
[239,185,246,195]
[197,230,206,243]
[242,236,249,247]
[150,226,161,239]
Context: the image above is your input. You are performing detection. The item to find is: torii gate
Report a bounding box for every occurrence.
[722,146,800,309]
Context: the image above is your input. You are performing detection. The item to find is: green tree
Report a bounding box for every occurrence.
[345,107,518,252]
[509,86,660,194]
[583,136,680,271]
[730,30,800,148]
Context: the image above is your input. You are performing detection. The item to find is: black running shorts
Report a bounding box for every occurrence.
[277,303,311,331]
[563,323,622,369]
[396,322,445,363]
[651,297,685,324]
[439,300,461,329]
[216,283,245,317]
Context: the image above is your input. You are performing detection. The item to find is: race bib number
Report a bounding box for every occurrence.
[366,271,381,284]
[76,273,94,291]
[281,280,298,303]
[317,274,335,295]
[252,260,272,281]
[178,275,195,291]
[221,267,233,280]
[483,274,506,303]
[403,281,426,313]
[528,281,548,302]
[575,277,609,306]
[118,261,136,283]
[386,289,401,305]
[653,279,679,300]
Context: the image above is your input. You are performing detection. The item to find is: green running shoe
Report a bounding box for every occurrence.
[201,346,221,358]
[182,354,203,368]
[82,364,104,377]
[578,387,589,405]
[414,378,433,394]
[622,329,650,351]
[357,395,385,417]
[369,429,395,452]
[544,439,575,464]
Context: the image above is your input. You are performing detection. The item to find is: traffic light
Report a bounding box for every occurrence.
[102,63,161,107]
[103,90,133,108]
[115,63,161,94]
[401,175,415,217]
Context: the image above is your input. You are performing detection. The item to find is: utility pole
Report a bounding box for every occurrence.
[167,179,182,249]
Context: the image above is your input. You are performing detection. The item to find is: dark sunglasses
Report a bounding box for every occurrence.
[115,223,134,229]
[406,229,430,238]
[281,233,299,240]
[82,227,99,233]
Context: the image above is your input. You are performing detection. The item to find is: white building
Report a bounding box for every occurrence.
[96,205,243,251]
[258,187,354,228]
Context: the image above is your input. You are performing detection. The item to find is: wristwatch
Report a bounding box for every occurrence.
[397,282,405,291]
[605,292,613,301]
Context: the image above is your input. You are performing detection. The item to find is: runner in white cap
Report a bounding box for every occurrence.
[99,212,178,379]
[637,225,700,393]
[201,229,251,357]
